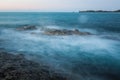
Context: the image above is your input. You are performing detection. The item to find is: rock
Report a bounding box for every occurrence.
[0,51,68,80]
[43,29,92,36]
[16,25,37,31]
[31,32,36,34]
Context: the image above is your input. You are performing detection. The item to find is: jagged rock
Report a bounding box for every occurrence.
[43,29,92,36]
[16,25,37,31]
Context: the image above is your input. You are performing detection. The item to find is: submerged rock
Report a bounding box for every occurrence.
[16,25,37,31]
[0,51,68,80]
[102,36,120,41]
[43,29,92,36]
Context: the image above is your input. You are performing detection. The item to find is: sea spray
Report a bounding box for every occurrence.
[0,12,120,80]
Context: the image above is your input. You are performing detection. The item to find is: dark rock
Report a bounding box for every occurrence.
[43,29,92,36]
[16,25,37,31]
[0,51,68,80]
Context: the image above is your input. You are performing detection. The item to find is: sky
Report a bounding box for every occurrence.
[0,0,120,12]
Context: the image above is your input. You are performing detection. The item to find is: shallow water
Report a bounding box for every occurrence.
[0,12,120,80]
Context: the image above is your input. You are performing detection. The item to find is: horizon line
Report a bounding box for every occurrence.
[0,9,119,13]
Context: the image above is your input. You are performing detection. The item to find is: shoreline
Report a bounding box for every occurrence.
[0,50,68,80]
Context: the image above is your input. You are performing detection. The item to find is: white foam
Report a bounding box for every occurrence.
[1,28,120,80]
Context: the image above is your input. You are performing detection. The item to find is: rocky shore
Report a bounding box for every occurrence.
[16,25,92,36]
[0,51,68,80]
[43,29,91,36]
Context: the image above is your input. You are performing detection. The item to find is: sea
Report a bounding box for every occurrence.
[0,12,120,80]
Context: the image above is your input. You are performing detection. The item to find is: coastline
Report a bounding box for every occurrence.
[0,50,68,80]
[79,10,120,13]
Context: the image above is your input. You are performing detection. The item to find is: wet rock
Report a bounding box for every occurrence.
[0,51,68,80]
[43,29,92,36]
[16,25,37,31]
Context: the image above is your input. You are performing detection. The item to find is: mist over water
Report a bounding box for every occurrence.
[0,12,120,80]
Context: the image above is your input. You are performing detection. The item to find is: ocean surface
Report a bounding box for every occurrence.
[0,12,120,80]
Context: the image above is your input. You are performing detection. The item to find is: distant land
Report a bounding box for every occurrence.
[79,9,120,12]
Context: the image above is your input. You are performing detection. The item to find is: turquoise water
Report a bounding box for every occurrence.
[0,12,120,80]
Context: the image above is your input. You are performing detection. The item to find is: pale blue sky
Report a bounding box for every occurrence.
[0,0,120,12]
